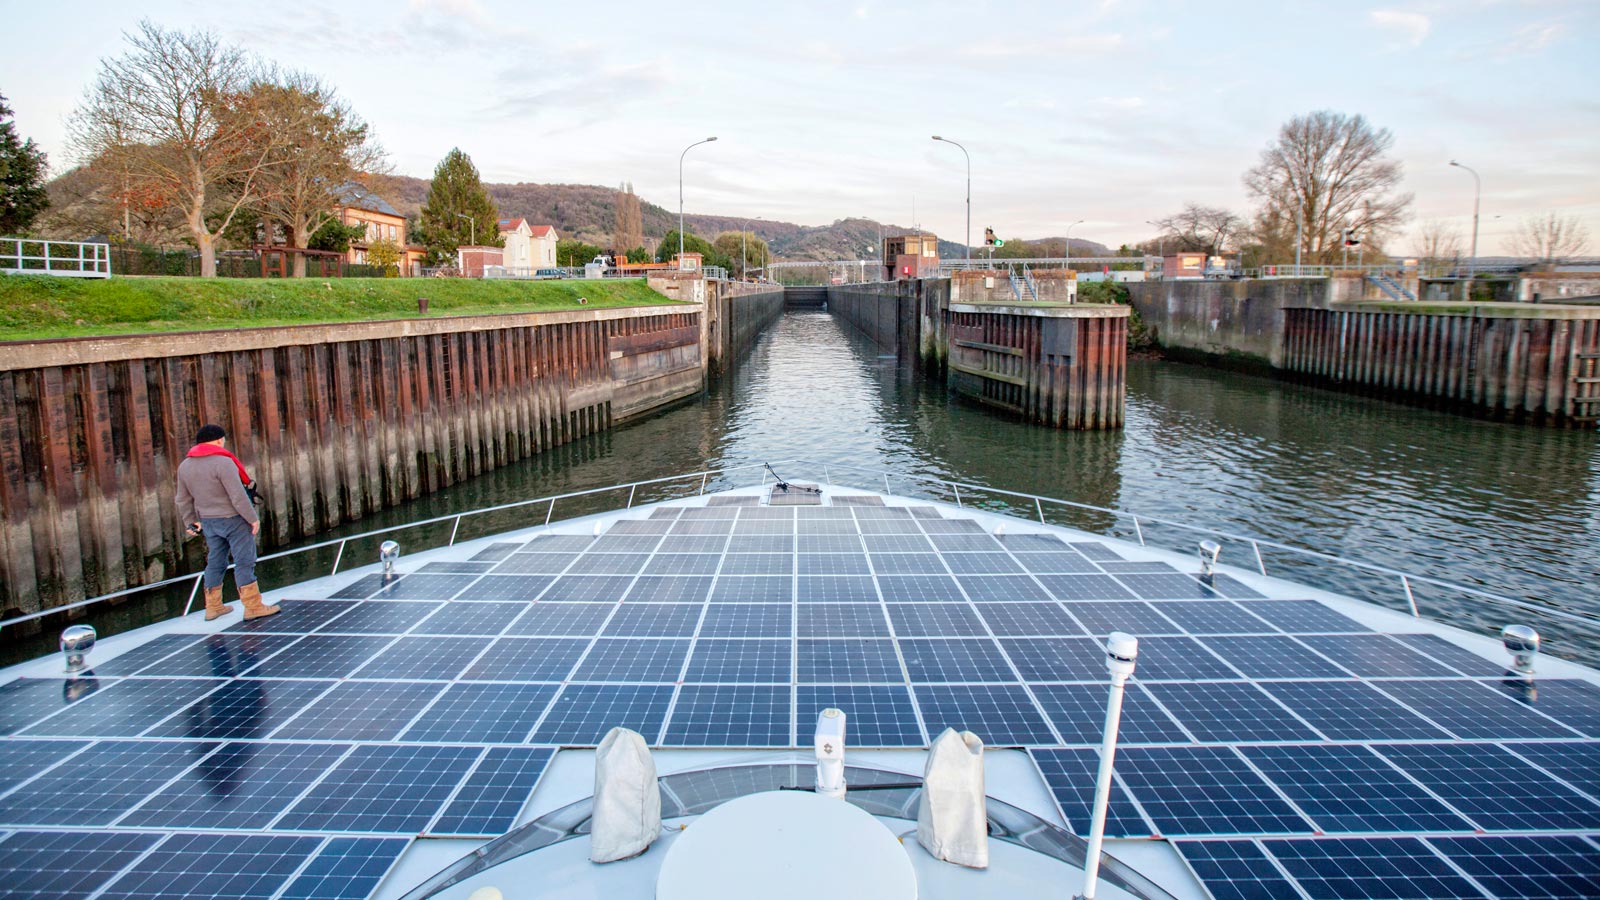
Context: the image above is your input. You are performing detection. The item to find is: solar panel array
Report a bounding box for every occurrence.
[2,496,1598,900]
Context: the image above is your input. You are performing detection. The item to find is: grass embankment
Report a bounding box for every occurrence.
[0,275,684,342]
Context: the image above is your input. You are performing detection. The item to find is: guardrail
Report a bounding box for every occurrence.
[4,459,1593,640]
[2,237,113,278]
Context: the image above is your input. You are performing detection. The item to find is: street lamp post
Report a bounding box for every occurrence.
[1064,219,1084,269]
[679,137,718,269]
[1144,220,1165,259]
[931,136,971,263]
[453,212,475,247]
[1449,160,1481,282]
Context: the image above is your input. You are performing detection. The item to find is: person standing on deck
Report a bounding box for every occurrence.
[176,424,279,621]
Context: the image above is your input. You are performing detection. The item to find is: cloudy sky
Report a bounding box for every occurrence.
[3,0,1596,254]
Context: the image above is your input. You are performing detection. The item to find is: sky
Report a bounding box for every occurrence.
[2,0,1597,255]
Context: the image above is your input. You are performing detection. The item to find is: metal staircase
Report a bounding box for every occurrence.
[1008,267,1039,302]
[1367,272,1417,302]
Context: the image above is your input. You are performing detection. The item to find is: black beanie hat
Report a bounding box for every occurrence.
[196,424,227,443]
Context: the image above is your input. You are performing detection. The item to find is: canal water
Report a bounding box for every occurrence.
[9,310,1599,666]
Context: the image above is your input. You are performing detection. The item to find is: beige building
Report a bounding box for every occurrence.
[498,218,559,270]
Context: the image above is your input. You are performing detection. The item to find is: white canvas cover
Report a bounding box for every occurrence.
[590,726,661,863]
[916,727,989,868]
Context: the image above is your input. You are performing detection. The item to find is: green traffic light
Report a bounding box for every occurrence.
[995,239,1004,247]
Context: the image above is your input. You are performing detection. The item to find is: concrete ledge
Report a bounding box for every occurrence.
[947,302,1129,318]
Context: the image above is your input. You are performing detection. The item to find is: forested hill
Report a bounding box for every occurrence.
[367,174,1106,262]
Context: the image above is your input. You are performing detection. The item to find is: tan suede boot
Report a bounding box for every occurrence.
[239,582,279,620]
[204,585,234,621]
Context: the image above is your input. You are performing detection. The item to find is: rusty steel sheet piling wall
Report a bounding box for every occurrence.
[0,305,706,618]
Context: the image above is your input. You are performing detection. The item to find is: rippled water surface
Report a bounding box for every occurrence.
[11,310,1598,665]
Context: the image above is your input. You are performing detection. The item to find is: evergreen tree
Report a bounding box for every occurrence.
[419,148,500,265]
[0,92,50,235]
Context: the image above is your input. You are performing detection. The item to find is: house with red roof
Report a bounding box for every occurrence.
[498,218,559,271]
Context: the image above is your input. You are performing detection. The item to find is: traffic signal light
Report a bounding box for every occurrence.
[994,238,1004,248]
[984,227,995,246]
[1343,229,1360,247]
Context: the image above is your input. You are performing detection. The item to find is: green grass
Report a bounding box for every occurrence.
[0,275,685,342]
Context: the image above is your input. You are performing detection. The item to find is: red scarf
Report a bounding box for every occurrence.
[187,443,251,486]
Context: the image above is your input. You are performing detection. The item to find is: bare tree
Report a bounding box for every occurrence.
[247,72,386,276]
[68,21,287,277]
[1414,219,1461,277]
[1154,203,1243,256]
[1510,212,1591,264]
[1243,111,1412,265]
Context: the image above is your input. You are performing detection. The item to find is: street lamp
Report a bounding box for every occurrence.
[931,136,971,263]
[453,212,475,247]
[1449,160,1481,281]
[1064,219,1084,269]
[679,137,718,268]
[1144,220,1165,259]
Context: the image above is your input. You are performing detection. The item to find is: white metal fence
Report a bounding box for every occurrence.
[2,238,113,278]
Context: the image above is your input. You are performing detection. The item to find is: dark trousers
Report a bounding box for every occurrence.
[201,516,257,589]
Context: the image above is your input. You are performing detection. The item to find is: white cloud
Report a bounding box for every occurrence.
[1094,96,1146,111]
[1369,9,1432,47]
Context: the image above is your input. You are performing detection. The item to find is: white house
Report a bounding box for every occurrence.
[497,218,560,271]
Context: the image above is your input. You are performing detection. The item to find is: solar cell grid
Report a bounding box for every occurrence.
[698,604,792,638]
[1428,834,1600,900]
[886,603,988,637]
[1116,746,1315,837]
[492,553,577,575]
[1257,680,1451,741]
[457,575,554,602]
[1069,542,1124,561]
[668,519,734,535]
[571,638,690,682]
[647,507,684,518]
[0,740,89,793]
[539,575,635,603]
[531,684,674,744]
[520,534,595,551]
[350,635,489,679]
[657,534,731,552]
[1236,596,1373,633]
[727,521,792,537]
[929,534,1005,552]
[602,603,703,637]
[1391,633,1505,676]
[1262,837,1485,900]
[899,637,1015,682]
[912,684,1057,746]
[608,519,673,535]
[941,553,1024,575]
[1375,679,1582,739]
[869,553,946,575]
[796,520,857,535]
[863,534,934,553]
[1504,741,1600,797]
[1375,742,1600,831]
[1013,552,1101,574]
[684,639,792,683]
[1297,635,1462,678]
[589,534,662,553]
[856,517,924,534]
[681,506,739,519]
[1100,561,1179,574]
[315,600,442,634]
[996,533,1068,551]
[271,680,444,741]
[124,633,298,677]
[624,575,713,603]
[1241,744,1474,834]
[117,741,351,830]
[232,636,386,685]
[469,541,522,561]
[1117,573,1219,600]
[22,676,223,737]
[662,685,792,746]
[1144,681,1321,743]
[410,601,525,636]
[1198,635,1349,679]
[1123,636,1241,681]
[145,679,333,741]
[400,683,557,743]
[329,574,389,598]
[877,574,967,602]
[1029,683,1190,744]
[957,574,1054,602]
[419,561,496,574]
[225,599,359,633]
[90,633,204,675]
[998,637,1109,682]
[277,836,411,900]
[796,576,878,604]
[918,518,985,534]
[569,552,651,575]
[97,831,325,900]
[1152,600,1275,635]
[1517,678,1600,737]
[503,603,614,636]
[0,739,217,826]
[275,744,481,833]
[797,603,890,637]
[796,685,924,746]
[0,830,164,900]
[1035,574,1136,602]
[368,574,476,601]
[1031,748,1153,836]
[1204,574,1266,599]
[976,602,1084,636]
[726,535,794,553]
[645,553,722,576]
[430,747,554,836]
[797,639,905,683]
[711,576,794,603]
[1172,840,1300,900]
[718,553,793,575]
[798,553,872,575]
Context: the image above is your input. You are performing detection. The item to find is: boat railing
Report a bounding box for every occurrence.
[4,458,1594,642]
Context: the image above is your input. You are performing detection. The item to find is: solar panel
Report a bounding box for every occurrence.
[589,534,662,553]
[1122,637,1240,681]
[684,639,793,683]
[1069,542,1124,561]
[493,553,576,575]
[869,553,946,575]
[1518,679,1600,737]
[1152,600,1274,635]
[1234,599,1369,634]
[719,553,794,575]
[420,561,495,574]
[530,684,674,744]
[1388,634,1512,677]
[711,576,794,603]
[796,535,864,553]
[314,600,441,634]
[469,542,522,561]
[1034,574,1136,602]
[1100,561,1178,574]
[503,603,613,637]
[726,535,794,553]
[1172,840,1300,900]
[887,603,987,637]
[1296,635,1462,678]
[368,574,477,600]
[121,634,297,677]
[1029,683,1189,744]
[796,685,924,747]
[0,830,164,899]
[1013,552,1101,574]
[411,601,525,636]
[1143,681,1321,743]
[797,577,879,603]
[145,679,333,740]
[1204,575,1265,599]
[430,747,554,836]
[91,633,203,675]
[100,832,316,900]
[642,554,720,576]
[274,744,481,832]
[623,576,713,603]
[797,639,905,683]
[1030,748,1153,837]
[22,677,223,737]
[1428,834,1600,900]
[521,534,594,551]
[0,739,89,793]
[929,534,1005,552]
[899,638,1015,682]
[997,637,1108,682]
[1375,742,1600,831]
[400,683,557,743]
[224,600,360,632]
[602,603,703,637]
[539,575,635,603]
[329,574,389,599]
[0,739,218,826]
[942,553,1024,575]
[1063,601,1178,637]
[698,603,792,638]
[350,636,490,679]
[956,574,1053,602]
[662,685,792,746]
[276,836,411,900]
[1374,679,1582,739]
[1504,741,1600,797]
[1198,635,1350,679]
[271,681,444,741]
[1257,680,1450,741]
[863,534,934,553]
[570,552,651,575]
[912,684,1057,746]
[1,678,100,735]
[918,518,985,534]
[1115,746,1314,837]
[976,602,1083,636]
[457,575,554,602]
[1116,574,1218,600]
[1241,744,1473,833]
[117,741,350,829]
[798,553,872,576]
[877,574,967,602]
[608,519,673,535]
[239,635,392,679]
[996,534,1067,551]
[1261,837,1485,900]
[796,604,890,637]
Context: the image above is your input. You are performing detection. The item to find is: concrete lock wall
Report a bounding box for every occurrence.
[646,274,783,375]
[0,304,711,618]
[825,279,948,369]
[1126,278,1329,368]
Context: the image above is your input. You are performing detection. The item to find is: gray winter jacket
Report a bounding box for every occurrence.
[175,455,258,524]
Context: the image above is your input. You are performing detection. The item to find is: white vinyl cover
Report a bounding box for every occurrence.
[589,726,662,863]
[917,727,989,869]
